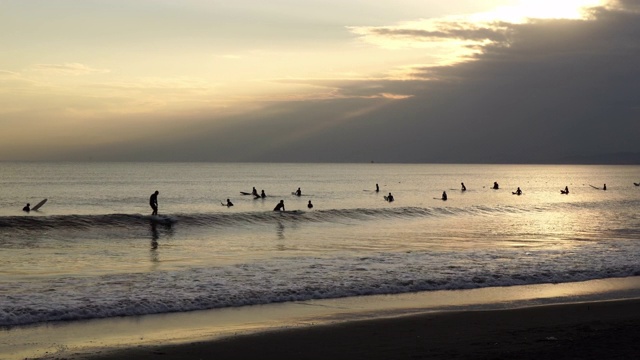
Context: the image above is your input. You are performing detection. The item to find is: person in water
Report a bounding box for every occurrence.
[150,190,159,215]
[515,187,522,195]
[442,191,447,201]
[375,183,380,192]
[225,199,234,207]
[252,187,258,197]
[307,200,313,209]
[261,190,266,198]
[561,186,569,194]
[22,203,30,212]
[295,187,302,196]
[386,193,394,202]
[461,182,466,191]
[274,200,285,211]
[493,182,499,190]
[603,184,607,191]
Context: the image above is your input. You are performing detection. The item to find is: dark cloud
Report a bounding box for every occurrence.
[62,2,640,164]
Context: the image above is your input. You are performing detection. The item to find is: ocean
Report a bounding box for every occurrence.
[1,162,639,328]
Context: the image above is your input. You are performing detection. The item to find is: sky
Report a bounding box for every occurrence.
[1,0,638,163]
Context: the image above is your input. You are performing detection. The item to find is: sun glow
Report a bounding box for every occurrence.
[472,0,607,23]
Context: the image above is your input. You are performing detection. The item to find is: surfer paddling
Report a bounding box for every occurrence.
[150,190,159,215]
[273,200,285,211]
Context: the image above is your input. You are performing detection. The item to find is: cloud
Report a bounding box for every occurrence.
[31,63,110,76]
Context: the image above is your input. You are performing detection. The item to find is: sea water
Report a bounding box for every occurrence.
[1,162,639,327]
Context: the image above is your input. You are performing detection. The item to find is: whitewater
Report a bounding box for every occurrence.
[1,162,639,327]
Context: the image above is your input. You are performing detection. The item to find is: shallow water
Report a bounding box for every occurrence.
[1,162,639,326]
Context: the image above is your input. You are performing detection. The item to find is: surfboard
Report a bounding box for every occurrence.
[512,192,522,195]
[240,192,253,195]
[31,198,47,211]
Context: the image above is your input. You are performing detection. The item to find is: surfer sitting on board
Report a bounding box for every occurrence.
[385,193,394,202]
[22,203,30,212]
[252,187,258,197]
[150,190,159,215]
[274,200,285,211]
[225,199,234,207]
[492,182,499,190]
[376,183,380,192]
[307,200,313,209]
[461,182,466,191]
[513,187,522,195]
[603,184,607,191]
[294,187,302,196]
[442,191,447,201]
[261,190,266,198]
[561,186,569,194]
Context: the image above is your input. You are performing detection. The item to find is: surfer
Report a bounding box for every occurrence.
[461,182,466,191]
[252,187,258,197]
[22,203,30,212]
[273,200,285,211]
[386,193,394,202]
[261,190,266,198]
[295,187,302,196]
[514,187,522,195]
[225,199,234,207]
[150,190,159,215]
[492,182,499,190]
[603,184,607,191]
[635,182,640,186]
[307,200,313,209]
[561,186,569,194]
[442,191,447,201]
[376,183,380,192]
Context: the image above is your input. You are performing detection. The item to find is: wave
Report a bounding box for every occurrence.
[3,244,640,327]
[0,205,554,231]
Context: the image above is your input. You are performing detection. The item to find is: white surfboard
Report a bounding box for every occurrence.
[31,198,47,211]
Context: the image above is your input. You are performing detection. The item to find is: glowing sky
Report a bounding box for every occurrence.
[1,0,637,162]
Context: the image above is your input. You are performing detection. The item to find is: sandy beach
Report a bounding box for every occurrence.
[4,277,636,360]
[48,299,640,360]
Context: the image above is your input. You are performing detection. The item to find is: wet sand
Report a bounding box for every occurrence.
[8,277,640,360]
[58,299,640,360]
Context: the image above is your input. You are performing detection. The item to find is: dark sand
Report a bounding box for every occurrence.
[57,298,640,360]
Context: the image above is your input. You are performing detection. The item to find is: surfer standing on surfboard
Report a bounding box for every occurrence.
[150,190,159,215]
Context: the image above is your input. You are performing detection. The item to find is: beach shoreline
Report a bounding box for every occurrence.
[5,276,640,359]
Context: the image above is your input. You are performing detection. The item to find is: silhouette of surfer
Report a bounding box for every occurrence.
[442,191,447,201]
[225,199,234,207]
[634,182,640,187]
[274,200,285,211]
[514,187,522,195]
[561,186,569,194]
[150,190,159,215]
[261,190,266,198]
[461,182,466,191]
[252,187,258,197]
[307,200,313,209]
[22,203,30,212]
[492,182,499,190]
[376,183,380,192]
[295,187,302,196]
[603,184,607,191]
[386,193,394,202]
